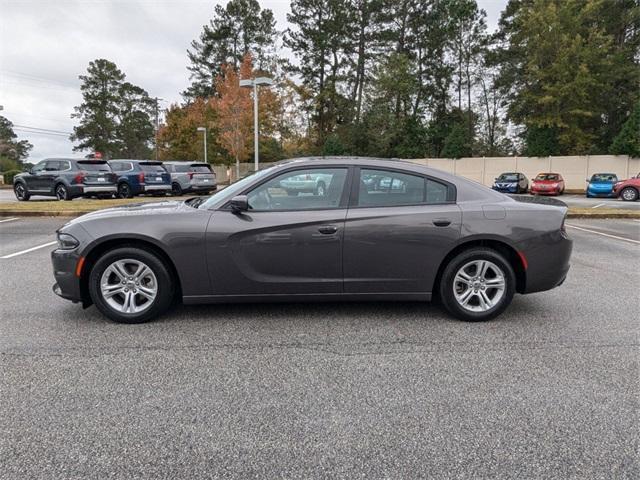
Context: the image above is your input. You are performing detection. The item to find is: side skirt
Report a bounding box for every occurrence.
[182,292,432,305]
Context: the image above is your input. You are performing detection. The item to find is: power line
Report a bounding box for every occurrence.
[0,69,78,89]
[13,124,73,135]
[14,128,71,138]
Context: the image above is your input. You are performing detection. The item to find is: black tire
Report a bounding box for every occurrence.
[55,183,72,201]
[439,247,516,322]
[88,247,175,324]
[620,187,638,202]
[118,182,133,199]
[171,183,182,196]
[14,182,30,201]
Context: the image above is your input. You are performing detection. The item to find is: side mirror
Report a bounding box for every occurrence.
[586,178,590,182]
[230,195,248,213]
[494,177,498,181]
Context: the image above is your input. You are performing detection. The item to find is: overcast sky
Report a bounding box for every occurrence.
[0,0,508,162]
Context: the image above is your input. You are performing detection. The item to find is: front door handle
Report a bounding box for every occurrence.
[318,225,338,235]
[433,219,451,227]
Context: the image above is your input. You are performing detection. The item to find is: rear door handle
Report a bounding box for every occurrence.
[433,219,451,227]
[318,225,338,234]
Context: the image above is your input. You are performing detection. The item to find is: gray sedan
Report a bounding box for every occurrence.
[51,157,572,324]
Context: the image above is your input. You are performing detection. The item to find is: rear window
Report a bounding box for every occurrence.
[590,174,617,182]
[77,161,111,172]
[173,164,191,173]
[140,163,166,173]
[190,164,212,173]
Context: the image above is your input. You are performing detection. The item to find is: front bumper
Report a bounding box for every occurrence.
[493,186,518,193]
[530,188,560,195]
[51,248,83,303]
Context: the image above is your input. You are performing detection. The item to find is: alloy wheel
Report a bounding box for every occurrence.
[15,184,26,200]
[622,188,637,201]
[100,259,158,314]
[453,260,506,312]
[56,185,68,200]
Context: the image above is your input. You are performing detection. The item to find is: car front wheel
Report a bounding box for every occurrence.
[88,247,175,324]
[621,187,638,202]
[14,182,30,201]
[439,248,516,322]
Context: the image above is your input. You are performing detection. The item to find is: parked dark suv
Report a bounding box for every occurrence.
[13,158,117,201]
[108,160,172,198]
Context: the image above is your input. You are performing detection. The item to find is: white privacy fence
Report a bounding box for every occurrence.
[209,155,639,191]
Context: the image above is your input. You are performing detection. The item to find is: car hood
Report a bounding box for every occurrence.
[66,200,187,225]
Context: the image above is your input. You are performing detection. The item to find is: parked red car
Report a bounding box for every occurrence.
[613,173,640,201]
[530,173,565,196]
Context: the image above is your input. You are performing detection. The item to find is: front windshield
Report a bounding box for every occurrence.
[197,165,279,209]
[536,174,559,181]
[590,174,617,183]
[497,174,518,182]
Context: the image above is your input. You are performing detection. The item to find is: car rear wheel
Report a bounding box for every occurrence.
[55,183,71,201]
[439,248,516,322]
[118,183,133,199]
[88,247,174,324]
[171,182,182,196]
[14,183,30,201]
[621,187,638,202]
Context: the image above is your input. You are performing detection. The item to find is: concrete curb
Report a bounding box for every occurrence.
[1,209,639,219]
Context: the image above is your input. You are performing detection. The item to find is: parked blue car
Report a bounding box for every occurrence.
[586,173,618,198]
[492,172,528,194]
[108,160,172,198]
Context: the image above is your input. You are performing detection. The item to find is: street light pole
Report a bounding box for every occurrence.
[253,82,259,172]
[197,127,207,164]
[240,76,273,172]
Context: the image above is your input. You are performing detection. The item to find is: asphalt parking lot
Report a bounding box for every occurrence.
[1,216,638,479]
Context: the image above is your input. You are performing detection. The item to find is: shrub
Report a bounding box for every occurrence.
[1,169,22,184]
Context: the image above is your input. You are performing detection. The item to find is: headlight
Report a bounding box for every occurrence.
[57,232,79,250]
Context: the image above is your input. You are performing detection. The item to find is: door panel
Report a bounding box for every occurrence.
[343,204,462,294]
[205,210,347,295]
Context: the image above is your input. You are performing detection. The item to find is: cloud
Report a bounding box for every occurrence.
[0,0,506,161]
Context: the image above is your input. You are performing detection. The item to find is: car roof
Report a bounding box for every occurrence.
[162,161,207,165]
[108,159,162,163]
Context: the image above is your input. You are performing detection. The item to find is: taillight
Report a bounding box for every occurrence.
[74,171,86,184]
[561,214,567,233]
[138,172,145,183]
[187,172,194,180]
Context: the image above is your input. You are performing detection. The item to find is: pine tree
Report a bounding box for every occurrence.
[71,59,155,158]
[184,0,277,99]
[610,101,640,157]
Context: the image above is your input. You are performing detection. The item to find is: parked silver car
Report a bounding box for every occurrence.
[163,161,217,195]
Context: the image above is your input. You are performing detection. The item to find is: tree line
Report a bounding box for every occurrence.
[70,0,640,165]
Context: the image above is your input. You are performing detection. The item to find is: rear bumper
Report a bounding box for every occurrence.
[82,185,117,194]
[189,184,217,192]
[520,231,573,294]
[142,184,171,192]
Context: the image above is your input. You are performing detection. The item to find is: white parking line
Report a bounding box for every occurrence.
[0,217,19,223]
[591,203,607,209]
[1,241,57,259]
[566,224,640,245]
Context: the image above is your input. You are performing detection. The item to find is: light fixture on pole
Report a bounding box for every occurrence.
[240,76,274,172]
[196,127,207,164]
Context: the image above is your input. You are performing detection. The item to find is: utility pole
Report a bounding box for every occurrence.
[154,97,160,160]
